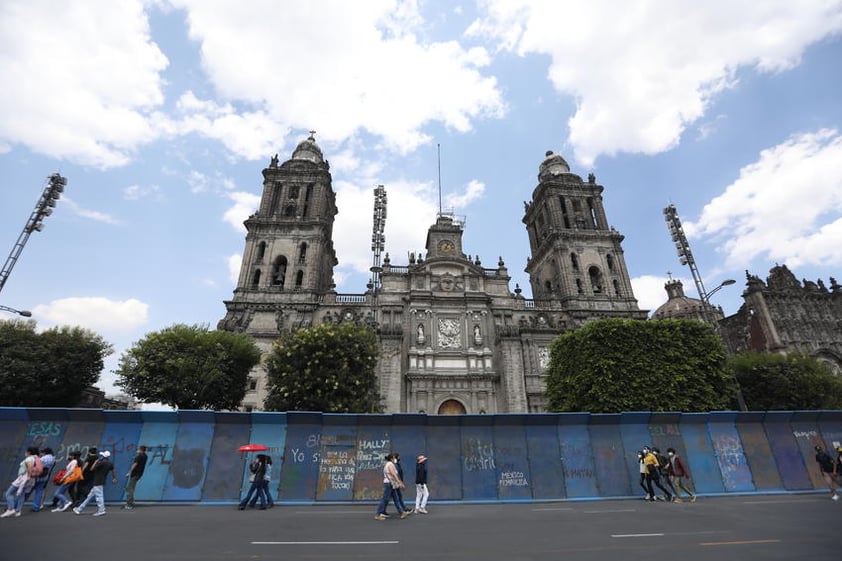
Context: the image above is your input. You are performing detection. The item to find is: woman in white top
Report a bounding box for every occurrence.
[51,451,82,512]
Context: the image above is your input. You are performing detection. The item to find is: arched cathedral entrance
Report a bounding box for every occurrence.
[437,399,466,415]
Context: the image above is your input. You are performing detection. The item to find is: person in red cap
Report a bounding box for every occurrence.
[414,455,429,514]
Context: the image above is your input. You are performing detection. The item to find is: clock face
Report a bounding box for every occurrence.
[438,240,455,253]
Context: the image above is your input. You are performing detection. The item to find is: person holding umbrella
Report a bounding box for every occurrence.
[238,454,268,510]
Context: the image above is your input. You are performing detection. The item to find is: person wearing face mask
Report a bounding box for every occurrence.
[642,445,672,502]
[666,447,696,502]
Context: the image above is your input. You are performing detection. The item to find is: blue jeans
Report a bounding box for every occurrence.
[239,480,265,509]
[29,478,49,511]
[77,485,105,513]
[375,483,402,516]
[53,483,73,507]
[248,479,273,507]
[4,485,25,513]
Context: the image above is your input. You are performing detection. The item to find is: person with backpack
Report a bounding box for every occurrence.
[814,445,839,501]
[2,446,40,518]
[73,450,118,516]
[28,447,55,512]
[642,445,672,502]
[652,448,679,502]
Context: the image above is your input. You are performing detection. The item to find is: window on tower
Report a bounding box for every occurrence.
[571,253,579,271]
[303,184,313,216]
[589,266,603,293]
[613,279,621,296]
[272,256,287,288]
[251,269,261,288]
[295,270,304,288]
[299,243,307,264]
[606,253,615,271]
[256,241,266,262]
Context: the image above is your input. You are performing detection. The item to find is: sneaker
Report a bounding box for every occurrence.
[419,507,428,514]
[52,506,64,513]
[73,508,82,515]
[381,513,390,517]
[122,505,133,510]
[0,510,15,518]
[59,503,72,512]
[673,497,683,503]
[400,510,410,519]
[690,495,697,503]
[643,494,651,501]
[93,511,106,517]
[832,493,839,501]
[374,514,386,520]
[13,511,21,517]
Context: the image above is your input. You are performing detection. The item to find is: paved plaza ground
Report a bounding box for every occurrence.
[1,494,838,560]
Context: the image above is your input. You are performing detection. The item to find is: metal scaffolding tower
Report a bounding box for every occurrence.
[0,173,67,295]
[663,203,708,302]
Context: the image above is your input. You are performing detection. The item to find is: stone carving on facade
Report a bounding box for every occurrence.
[438,318,462,349]
[275,309,285,332]
[416,323,425,345]
[537,347,550,370]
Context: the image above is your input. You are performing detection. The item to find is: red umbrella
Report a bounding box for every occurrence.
[237,444,268,453]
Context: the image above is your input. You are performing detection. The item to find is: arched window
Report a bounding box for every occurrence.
[613,279,621,296]
[589,266,603,293]
[295,270,304,288]
[256,241,266,262]
[576,278,583,294]
[303,184,313,217]
[571,252,579,271]
[271,256,287,288]
[298,243,307,263]
[251,269,261,288]
[544,280,552,294]
[606,253,615,272]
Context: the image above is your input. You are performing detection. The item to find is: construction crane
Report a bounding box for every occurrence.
[0,173,67,297]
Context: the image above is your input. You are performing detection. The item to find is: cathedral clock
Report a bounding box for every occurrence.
[438,239,455,253]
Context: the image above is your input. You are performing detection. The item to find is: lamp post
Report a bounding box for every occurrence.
[0,304,32,317]
[703,278,747,412]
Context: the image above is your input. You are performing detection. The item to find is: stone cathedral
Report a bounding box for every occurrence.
[219,135,648,413]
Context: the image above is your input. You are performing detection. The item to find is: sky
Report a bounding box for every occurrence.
[2,0,842,399]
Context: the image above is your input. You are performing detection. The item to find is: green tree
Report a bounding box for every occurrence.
[116,324,261,410]
[728,352,842,410]
[264,322,381,413]
[546,318,734,413]
[0,319,113,407]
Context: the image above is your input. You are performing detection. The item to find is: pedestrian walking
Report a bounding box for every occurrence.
[1,446,40,518]
[642,445,672,502]
[73,451,117,516]
[123,445,148,510]
[666,447,696,502]
[74,447,98,507]
[393,453,411,514]
[238,454,267,510]
[814,445,839,500]
[652,447,679,501]
[414,455,429,514]
[28,447,55,512]
[374,454,409,520]
[637,450,651,500]
[51,451,82,512]
[249,455,274,509]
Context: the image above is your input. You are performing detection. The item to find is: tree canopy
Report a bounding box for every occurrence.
[0,319,113,407]
[116,324,261,410]
[546,318,735,413]
[728,352,842,410]
[264,322,381,413]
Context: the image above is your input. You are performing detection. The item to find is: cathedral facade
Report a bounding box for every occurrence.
[219,135,647,413]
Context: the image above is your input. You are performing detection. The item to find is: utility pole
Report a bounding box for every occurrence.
[0,173,67,295]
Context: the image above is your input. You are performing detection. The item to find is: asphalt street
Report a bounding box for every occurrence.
[1,494,839,561]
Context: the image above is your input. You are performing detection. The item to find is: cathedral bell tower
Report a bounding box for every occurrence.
[522,150,645,318]
[219,134,339,409]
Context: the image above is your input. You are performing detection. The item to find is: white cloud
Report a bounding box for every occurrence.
[32,297,149,333]
[171,0,505,154]
[62,197,120,224]
[445,179,486,209]
[688,129,842,268]
[0,0,168,167]
[223,191,260,231]
[333,179,438,284]
[123,184,163,201]
[468,0,842,166]
[631,274,674,315]
[227,254,242,286]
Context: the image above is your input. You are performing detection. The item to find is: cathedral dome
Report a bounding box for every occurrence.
[539,150,570,179]
[651,279,720,321]
[291,133,324,164]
